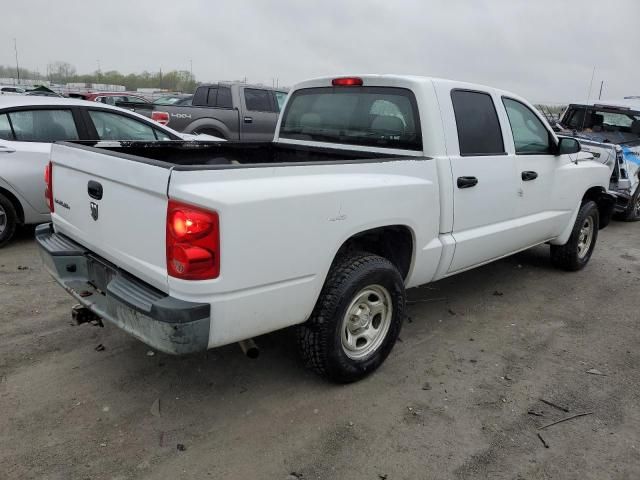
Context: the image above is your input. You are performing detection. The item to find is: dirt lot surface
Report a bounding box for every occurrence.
[1,222,639,480]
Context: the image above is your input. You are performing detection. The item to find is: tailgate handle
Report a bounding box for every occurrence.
[88,181,103,200]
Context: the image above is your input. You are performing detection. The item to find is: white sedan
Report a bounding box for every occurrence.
[0,96,222,246]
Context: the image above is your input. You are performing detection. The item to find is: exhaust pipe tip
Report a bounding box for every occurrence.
[238,339,259,359]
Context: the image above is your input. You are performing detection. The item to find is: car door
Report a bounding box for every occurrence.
[440,88,524,273]
[240,87,279,141]
[501,97,575,242]
[0,108,82,215]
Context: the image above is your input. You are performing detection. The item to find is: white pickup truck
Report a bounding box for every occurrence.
[37,75,613,383]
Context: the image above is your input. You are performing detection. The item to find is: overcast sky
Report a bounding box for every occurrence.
[3,0,639,103]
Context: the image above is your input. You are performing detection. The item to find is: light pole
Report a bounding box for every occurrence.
[13,38,21,84]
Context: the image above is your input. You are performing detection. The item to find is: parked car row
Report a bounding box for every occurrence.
[0,95,222,246]
[34,74,615,383]
[128,82,288,141]
[68,91,151,105]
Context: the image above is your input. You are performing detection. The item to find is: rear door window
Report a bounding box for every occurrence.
[0,114,13,140]
[244,88,273,112]
[451,90,504,156]
[280,86,422,150]
[8,109,79,142]
[88,110,164,140]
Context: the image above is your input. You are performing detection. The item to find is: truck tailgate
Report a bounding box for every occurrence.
[50,143,170,291]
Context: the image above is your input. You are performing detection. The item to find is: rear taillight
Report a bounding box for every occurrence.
[152,111,170,126]
[44,161,54,212]
[166,200,219,280]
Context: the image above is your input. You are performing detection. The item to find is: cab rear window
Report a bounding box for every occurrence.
[280,87,422,151]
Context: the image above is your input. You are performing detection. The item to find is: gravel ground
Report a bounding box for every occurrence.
[1,222,639,480]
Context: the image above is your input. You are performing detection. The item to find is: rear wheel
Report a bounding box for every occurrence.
[297,251,405,383]
[550,200,599,271]
[0,193,18,248]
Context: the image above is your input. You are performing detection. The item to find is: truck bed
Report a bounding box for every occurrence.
[60,141,409,170]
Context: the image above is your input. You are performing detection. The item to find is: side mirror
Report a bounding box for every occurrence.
[556,137,581,155]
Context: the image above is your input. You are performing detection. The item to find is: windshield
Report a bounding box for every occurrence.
[280,86,422,151]
[154,95,192,106]
[560,105,640,142]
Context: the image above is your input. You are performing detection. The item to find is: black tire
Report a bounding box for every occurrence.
[297,251,406,383]
[621,188,640,222]
[0,192,18,248]
[550,200,599,271]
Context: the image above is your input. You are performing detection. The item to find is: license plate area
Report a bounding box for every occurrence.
[86,254,117,294]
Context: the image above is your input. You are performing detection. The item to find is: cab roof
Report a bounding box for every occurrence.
[291,74,518,98]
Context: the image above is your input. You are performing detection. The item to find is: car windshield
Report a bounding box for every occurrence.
[561,105,640,142]
[154,95,192,106]
[280,86,422,151]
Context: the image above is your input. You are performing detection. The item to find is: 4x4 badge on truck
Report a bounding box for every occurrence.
[90,202,99,221]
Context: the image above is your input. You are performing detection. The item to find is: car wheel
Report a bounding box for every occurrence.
[297,251,405,383]
[550,200,599,271]
[623,188,640,221]
[0,192,18,248]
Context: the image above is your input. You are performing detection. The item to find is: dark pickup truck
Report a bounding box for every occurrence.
[128,82,287,141]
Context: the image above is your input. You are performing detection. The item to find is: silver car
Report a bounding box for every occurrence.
[0,96,221,246]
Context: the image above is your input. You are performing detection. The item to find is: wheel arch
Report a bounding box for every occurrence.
[582,186,614,229]
[0,185,24,224]
[183,118,230,139]
[332,225,415,282]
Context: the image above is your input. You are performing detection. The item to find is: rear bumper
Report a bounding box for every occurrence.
[35,223,210,355]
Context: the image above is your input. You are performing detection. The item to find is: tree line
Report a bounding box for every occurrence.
[0,61,198,93]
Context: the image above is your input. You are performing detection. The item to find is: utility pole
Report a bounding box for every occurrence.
[598,80,604,100]
[190,59,193,80]
[13,38,21,84]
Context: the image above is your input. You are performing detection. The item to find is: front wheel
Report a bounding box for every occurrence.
[623,188,640,221]
[297,252,406,383]
[550,200,599,271]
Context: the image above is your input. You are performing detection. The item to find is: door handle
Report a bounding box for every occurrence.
[88,180,103,200]
[0,146,16,153]
[457,176,478,189]
[243,116,253,123]
[521,171,538,181]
